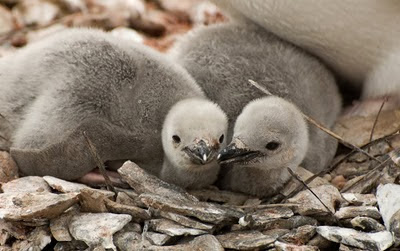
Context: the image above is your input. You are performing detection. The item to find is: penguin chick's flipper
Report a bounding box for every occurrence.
[11,118,144,181]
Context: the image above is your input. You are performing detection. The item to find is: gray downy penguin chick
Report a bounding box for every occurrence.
[171,21,341,174]
[218,96,309,197]
[0,28,228,188]
[211,0,400,115]
[161,99,227,188]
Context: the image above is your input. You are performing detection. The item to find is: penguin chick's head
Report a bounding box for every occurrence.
[162,98,228,171]
[219,96,309,170]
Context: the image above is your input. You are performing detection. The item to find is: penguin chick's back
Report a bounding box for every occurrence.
[1,28,206,179]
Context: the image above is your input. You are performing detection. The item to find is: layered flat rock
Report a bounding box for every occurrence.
[9,226,52,251]
[0,219,28,246]
[316,226,393,251]
[335,206,381,220]
[279,225,316,245]
[342,193,377,206]
[116,190,146,208]
[140,193,242,224]
[250,207,294,221]
[114,229,148,251]
[2,176,51,193]
[238,207,294,229]
[43,176,114,197]
[350,216,385,232]
[145,231,172,246]
[376,183,400,229]
[216,230,275,250]
[50,206,79,242]
[78,188,108,213]
[287,184,342,216]
[104,198,151,222]
[233,215,318,232]
[376,183,400,243]
[118,161,198,202]
[280,167,329,197]
[0,192,78,221]
[69,213,132,251]
[274,241,319,251]
[114,222,148,251]
[156,210,214,231]
[148,219,207,236]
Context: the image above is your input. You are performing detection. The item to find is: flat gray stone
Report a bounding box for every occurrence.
[350,216,385,232]
[279,225,316,245]
[2,176,51,193]
[377,183,400,229]
[114,224,150,251]
[148,219,207,236]
[145,231,172,245]
[342,193,377,206]
[274,241,319,251]
[234,215,318,231]
[335,206,381,220]
[377,183,400,245]
[287,184,342,216]
[118,161,198,202]
[216,230,275,250]
[104,198,151,222]
[238,207,294,229]
[157,210,214,231]
[280,167,329,197]
[50,206,79,241]
[43,176,114,197]
[317,226,393,251]
[0,192,78,221]
[9,226,51,251]
[140,193,242,224]
[69,213,132,251]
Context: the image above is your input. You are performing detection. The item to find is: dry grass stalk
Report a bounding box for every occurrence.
[82,131,116,194]
[368,96,388,150]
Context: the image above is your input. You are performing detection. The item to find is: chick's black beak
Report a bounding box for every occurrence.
[183,140,215,165]
[218,141,260,164]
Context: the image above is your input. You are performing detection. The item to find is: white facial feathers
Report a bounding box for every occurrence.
[232,96,309,168]
[162,98,228,168]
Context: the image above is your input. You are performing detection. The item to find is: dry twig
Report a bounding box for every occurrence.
[287,168,342,226]
[340,155,392,193]
[283,129,400,201]
[368,96,388,150]
[0,134,8,142]
[82,131,116,194]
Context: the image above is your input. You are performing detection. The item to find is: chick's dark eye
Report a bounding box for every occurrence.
[172,135,181,144]
[265,141,280,150]
[219,134,224,143]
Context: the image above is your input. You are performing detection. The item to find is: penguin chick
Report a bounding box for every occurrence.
[218,97,309,197]
[171,21,341,173]
[161,99,228,189]
[1,28,228,189]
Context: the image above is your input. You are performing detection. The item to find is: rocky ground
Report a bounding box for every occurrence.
[1,0,400,250]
